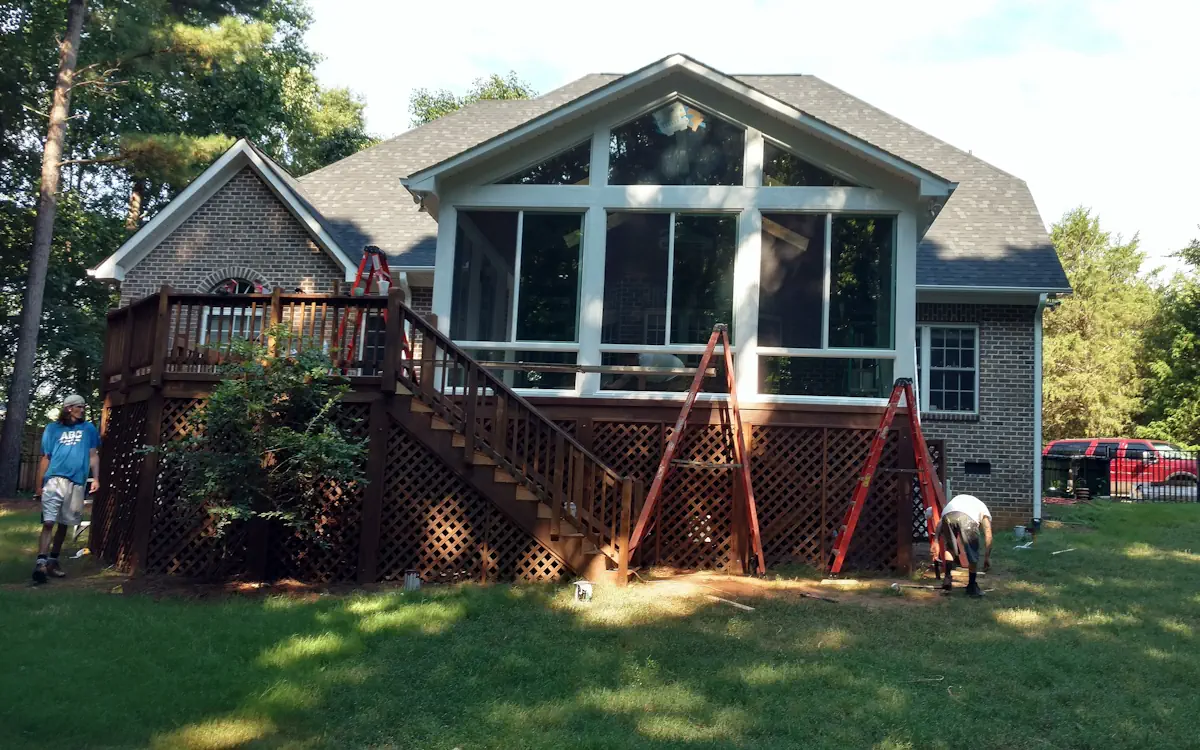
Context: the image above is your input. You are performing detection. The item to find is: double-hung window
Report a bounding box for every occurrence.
[916,325,979,414]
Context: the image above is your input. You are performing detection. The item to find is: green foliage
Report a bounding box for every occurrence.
[0,0,373,424]
[1043,208,1156,441]
[157,327,366,542]
[409,71,536,126]
[1137,239,1200,448]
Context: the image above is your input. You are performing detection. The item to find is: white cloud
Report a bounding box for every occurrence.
[307,0,1199,271]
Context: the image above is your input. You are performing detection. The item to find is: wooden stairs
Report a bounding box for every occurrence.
[384,293,637,583]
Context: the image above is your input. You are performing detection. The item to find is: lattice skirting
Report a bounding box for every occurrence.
[91,400,147,569]
[591,422,905,571]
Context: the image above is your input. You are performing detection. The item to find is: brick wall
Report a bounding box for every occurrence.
[119,167,345,305]
[918,303,1038,528]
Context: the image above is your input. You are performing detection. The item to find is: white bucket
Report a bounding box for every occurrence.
[1014,525,1027,540]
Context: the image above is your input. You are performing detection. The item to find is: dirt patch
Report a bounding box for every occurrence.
[635,569,987,610]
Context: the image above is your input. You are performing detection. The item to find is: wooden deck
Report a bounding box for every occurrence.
[93,288,934,583]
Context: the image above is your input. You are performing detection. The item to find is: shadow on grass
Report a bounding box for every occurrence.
[0,503,1198,749]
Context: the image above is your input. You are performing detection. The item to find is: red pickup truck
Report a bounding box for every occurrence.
[1044,438,1198,499]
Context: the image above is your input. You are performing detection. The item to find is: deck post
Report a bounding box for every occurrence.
[129,388,164,576]
[149,285,170,386]
[381,288,401,392]
[120,306,134,392]
[267,287,283,357]
[618,477,633,586]
[896,419,916,574]
[357,394,389,583]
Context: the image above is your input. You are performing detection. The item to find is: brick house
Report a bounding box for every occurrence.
[93,54,1069,567]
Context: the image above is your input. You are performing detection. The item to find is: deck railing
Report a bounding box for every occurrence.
[103,286,636,575]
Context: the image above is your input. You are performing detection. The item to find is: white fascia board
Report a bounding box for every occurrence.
[443,184,907,212]
[401,53,956,199]
[916,284,1073,294]
[91,139,357,283]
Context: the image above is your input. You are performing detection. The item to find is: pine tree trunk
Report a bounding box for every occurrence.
[126,178,146,230]
[0,0,87,496]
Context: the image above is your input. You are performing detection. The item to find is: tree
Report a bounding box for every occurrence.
[0,0,87,498]
[156,328,366,575]
[409,71,536,126]
[1042,208,1157,441]
[1138,238,1200,448]
[0,0,375,495]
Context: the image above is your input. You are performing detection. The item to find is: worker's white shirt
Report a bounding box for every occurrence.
[942,494,991,524]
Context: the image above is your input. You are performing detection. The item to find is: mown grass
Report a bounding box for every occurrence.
[1,500,1198,749]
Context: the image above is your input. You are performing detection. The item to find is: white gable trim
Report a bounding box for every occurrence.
[402,54,956,198]
[90,139,356,283]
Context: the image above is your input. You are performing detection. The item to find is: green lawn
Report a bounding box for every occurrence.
[1,501,1198,750]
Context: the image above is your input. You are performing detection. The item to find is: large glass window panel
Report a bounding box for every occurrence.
[599,352,728,393]
[759,357,893,398]
[828,215,894,349]
[670,214,736,344]
[602,212,671,345]
[516,213,583,342]
[450,211,518,341]
[608,101,744,186]
[758,213,825,348]
[763,141,859,187]
[497,140,591,185]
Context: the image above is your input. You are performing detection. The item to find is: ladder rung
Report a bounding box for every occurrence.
[670,460,743,469]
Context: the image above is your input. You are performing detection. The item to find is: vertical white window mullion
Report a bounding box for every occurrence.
[920,326,931,412]
[821,212,832,349]
[578,207,606,395]
[432,205,457,335]
[743,128,764,188]
[733,208,762,400]
[664,212,676,345]
[509,211,524,342]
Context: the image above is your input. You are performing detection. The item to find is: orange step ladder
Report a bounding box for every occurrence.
[828,377,953,574]
[626,324,767,575]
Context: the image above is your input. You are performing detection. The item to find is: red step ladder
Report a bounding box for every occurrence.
[626,324,767,575]
[828,378,950,574]
[335,245,410,368]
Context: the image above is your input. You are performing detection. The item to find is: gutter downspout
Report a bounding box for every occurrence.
[1032,293,1049,523]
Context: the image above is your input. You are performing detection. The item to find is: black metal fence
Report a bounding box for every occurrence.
[1044,449,1199,503]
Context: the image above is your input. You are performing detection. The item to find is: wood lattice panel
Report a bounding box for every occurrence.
[267,402,369,582]
[654,424,736,570]
[912,440,945,541]
[376,418,566,583]
[92,400,147,569]
[751,426,826,567]
[146,398,247,578]
[824,428,902,571]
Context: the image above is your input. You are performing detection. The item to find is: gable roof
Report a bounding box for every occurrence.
[401,55,957,199]
[91,139,357,282]
[299,61,1067,291]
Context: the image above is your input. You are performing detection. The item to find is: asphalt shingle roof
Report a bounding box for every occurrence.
[296,71,1068,290]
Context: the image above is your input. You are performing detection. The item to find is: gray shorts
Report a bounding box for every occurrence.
[938,510,981,566]
[42,476,86,526]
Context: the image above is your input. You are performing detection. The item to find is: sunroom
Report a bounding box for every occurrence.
[404,57,956,406]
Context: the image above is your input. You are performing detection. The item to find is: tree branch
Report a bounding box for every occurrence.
[56,154,127,168]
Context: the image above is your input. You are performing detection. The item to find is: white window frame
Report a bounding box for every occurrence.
[916,323,980,415]
[432,96,919,406]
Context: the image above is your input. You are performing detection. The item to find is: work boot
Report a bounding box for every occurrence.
[940,579,953,591]
[965,581,984,598]
[46,558,66,578]
[32,560,48,585]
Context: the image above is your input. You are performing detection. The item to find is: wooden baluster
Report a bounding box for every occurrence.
[570,449,584,523]
[551,432,565,540]
[463,365,477,460]
[318,301,329,358]
[268,287,283,358]
[492,396,508,464]
[420,326,436,398]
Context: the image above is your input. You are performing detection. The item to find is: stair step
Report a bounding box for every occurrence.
[395,383,413,395]
[493,468,519,484]
[514,486,538,501]
[430,417,454,431]
[410,399,433,413]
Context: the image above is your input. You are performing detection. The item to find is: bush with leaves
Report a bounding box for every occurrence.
[158,325,366,547]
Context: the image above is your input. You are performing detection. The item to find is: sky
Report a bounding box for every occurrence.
[305,0,1199,273]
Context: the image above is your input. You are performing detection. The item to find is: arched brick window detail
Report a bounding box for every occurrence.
[199,269,268,345]
[196,267,269,294]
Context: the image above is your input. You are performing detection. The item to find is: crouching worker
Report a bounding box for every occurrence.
[933,494,992,597]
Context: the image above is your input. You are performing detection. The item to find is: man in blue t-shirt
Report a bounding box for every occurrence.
[32,394,100,584]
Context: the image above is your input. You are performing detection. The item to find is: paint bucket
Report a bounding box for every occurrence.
[404,570,421,591]
[1014,525,1027,540]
